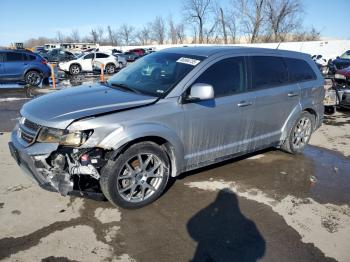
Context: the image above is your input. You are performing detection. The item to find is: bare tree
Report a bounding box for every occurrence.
[90,29,99,43]
[71,30,80,42]
[183,0,212,44]
[137,26,151,45]
[107,25,118,45]
[168,16,178,44]
[204,21,218,43]
[234,0,266,43]
[96,27,104,43]
[56,31,65,43]
[151,16,166,44]
[119,24,135,45]
[265,0,302,42]
[213,3,235,44]
[176,23,186,44]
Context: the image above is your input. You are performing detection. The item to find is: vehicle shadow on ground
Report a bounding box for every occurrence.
[187,189,266,262]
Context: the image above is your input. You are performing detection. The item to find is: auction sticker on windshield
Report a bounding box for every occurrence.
[176,57,201,66]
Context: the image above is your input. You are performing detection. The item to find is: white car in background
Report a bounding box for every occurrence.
[58,52,126,75]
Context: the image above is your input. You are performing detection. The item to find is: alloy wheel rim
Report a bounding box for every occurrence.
[292,117,312,149]
[117,153,165,203]
[27,72,40,85]
[72,66,79,74]
[107,65,115,74]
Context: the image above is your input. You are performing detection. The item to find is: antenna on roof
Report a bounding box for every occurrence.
[276,42,281,49]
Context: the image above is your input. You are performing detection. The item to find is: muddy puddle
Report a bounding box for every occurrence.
[180,145,350,205]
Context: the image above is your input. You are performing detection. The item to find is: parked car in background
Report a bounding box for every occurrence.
[328,50,350,74]
[128,48,146,56]
[39,49,76,63]
[9,47,324,209]
[123,51,140,62]
[334,66,350,85]
[58,52,121,75]
[112,54,127,67]
[34,46,44,53]
[0,49,51,86]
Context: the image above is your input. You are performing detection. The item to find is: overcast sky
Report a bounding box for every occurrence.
[0,0,349,46]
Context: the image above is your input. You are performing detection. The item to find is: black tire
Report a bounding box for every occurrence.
[100,142,170,209]
[69,64,81,75]
[25,70,42,86]
[325,106,336,115]
[281,112,315,154]
[105,63,117,74]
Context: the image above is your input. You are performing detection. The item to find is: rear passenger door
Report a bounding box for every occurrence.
[247,55,300,145]
[183,56,256,166]
[95,53,111,66]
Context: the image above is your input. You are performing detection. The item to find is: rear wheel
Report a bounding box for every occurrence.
[25,70,42,86]
[100,142,170,209]
[69,64,81,75]
[281,112,315,154]
[105,64,117,74]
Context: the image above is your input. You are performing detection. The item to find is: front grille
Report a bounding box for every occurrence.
[21,131,34,143]
[24,119,40,132]
[19,117,41,146]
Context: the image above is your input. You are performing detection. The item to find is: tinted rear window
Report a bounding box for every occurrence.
[5,52,25,62]
[284,58,317,82]
[250,56,288,90]
[96,53,109,58]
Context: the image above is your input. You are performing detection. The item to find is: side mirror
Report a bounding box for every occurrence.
[186,83,214,102]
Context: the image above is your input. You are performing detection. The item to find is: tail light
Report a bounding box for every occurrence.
[41,59,47,65]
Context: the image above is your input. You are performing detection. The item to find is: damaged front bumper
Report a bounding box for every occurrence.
[9,129,103,197]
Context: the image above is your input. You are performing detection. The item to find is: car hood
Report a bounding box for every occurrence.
[21,84,157,129]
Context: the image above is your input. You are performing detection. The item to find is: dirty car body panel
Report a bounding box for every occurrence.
[9,46,324,206]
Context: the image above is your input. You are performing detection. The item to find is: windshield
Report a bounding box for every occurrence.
[340,51,350,59]
[107,52,204,97]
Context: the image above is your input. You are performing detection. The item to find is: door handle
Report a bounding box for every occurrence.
[237,101,253,107]
[288,92,299,97]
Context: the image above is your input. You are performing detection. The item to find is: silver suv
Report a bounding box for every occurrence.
[9,47,324,208]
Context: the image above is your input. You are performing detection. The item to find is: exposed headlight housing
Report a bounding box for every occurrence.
[37,127,93,146]
[335,74,346,80]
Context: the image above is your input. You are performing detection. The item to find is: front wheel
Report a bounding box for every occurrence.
[100,142,170,209]
[281,112,315,154]
[25,70,42,86]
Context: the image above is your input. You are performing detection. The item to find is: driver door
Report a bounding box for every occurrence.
[182,56,255,167]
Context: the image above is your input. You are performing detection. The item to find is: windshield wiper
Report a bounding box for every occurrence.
[110,82,141,94]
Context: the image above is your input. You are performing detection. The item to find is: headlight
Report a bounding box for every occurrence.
[37,127,93,146]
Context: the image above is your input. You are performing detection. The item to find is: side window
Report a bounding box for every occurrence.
[96,53,109,58]
[84,53,94,60]
[284,58,317,82]
[194,57,246,97]
[27,54,36,61]
[250,56,288,90]
[5,52,26,62]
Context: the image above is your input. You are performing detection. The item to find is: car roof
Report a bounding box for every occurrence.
[159,46,308,59]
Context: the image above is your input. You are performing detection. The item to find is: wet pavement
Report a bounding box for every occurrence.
[0,79,350,261]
